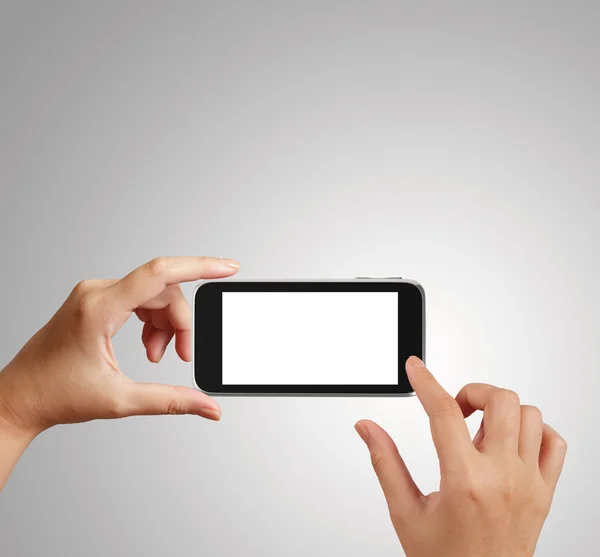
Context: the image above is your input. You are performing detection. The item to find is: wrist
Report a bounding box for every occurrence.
[0,364,45,443]
[0,365,40,493]
[0,409,38,447]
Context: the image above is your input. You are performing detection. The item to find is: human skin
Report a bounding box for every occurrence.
[355,356,567,557]
[0,256,239,491]
[0,258,567,556]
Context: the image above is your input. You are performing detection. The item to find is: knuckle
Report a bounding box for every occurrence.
[499,476,516,504]
[69,281,108,324]
[462,382,480,392]
[477,467,516,504]
[430,397,461,421]
[522,404,542,421]
[450,463,515,508]
[370,451,387,478]
[493,389,520,407]
[74,292,101,322]
[553,434,568,452]
[146,257,168,278]
[165,398,186,415]
[464,484,483,506]
[72,279,94,297]
[105,396,127,419]
[452,473,484,506]
[100,386,130,419]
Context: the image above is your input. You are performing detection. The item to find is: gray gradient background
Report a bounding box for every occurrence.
[1,2,599,556]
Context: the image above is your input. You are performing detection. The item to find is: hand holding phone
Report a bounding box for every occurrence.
[0,257,236,435]
[356,357,567,557]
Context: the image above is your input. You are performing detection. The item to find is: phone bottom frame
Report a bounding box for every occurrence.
[195,388,416,398]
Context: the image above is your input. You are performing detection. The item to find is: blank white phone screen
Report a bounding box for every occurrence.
[222,292,398,385]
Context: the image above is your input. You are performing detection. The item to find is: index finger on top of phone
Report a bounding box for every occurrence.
[108,256,240,312]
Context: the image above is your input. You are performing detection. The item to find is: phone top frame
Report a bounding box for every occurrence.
[192,278,425,397]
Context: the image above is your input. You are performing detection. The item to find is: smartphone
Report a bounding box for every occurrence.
[192,278,425,396]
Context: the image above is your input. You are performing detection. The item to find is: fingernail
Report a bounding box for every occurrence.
[198,408,221,421]
[220,258,240,269]
[355,421,370,443]
[408,355,425,368]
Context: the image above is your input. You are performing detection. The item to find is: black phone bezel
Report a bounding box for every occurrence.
[193,281,424,395]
